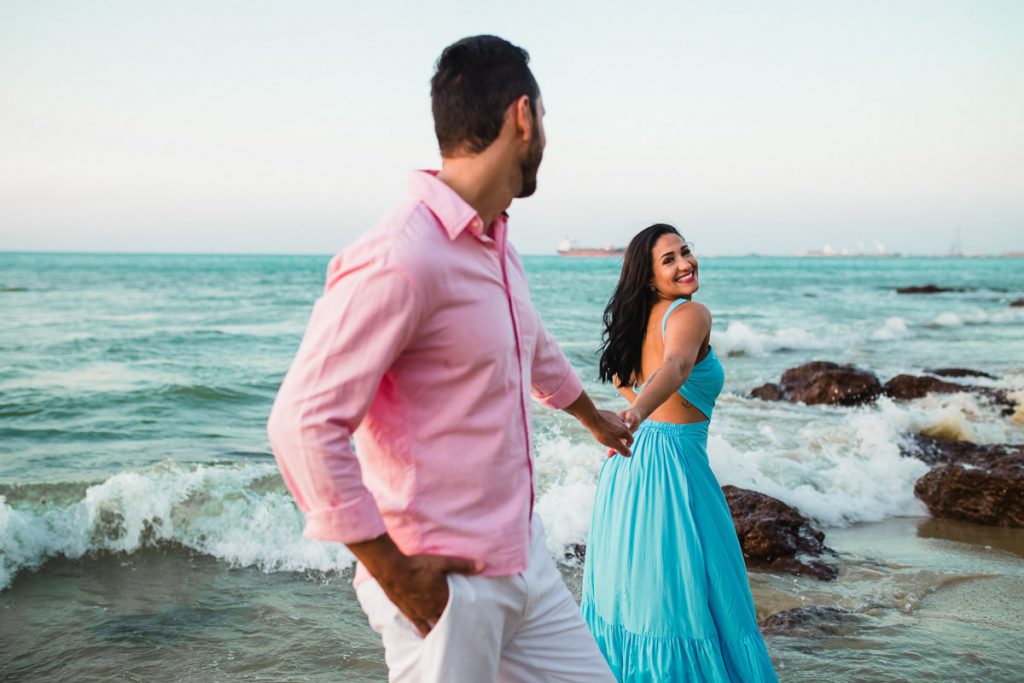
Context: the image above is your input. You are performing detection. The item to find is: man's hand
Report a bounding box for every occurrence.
[377,553,483,636]
[563,390,633,457]
[583,408,633,457]
[348,533,483,637]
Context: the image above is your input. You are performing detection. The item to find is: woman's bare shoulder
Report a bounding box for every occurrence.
[665,300,712,326]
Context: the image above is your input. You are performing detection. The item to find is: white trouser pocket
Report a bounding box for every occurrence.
[355,573,458,642]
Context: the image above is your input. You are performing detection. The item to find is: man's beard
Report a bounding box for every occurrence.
[516,123,543,198]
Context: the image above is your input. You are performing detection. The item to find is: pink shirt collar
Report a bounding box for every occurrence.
[409,170,506,243]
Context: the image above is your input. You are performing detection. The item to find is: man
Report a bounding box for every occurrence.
[268,35,628,682]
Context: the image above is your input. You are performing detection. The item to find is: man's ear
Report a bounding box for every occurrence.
[513,95,533,142]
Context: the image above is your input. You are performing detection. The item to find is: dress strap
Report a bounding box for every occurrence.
[660,298,689,341]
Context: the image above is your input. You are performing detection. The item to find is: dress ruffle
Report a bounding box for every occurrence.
[582,602,777,683]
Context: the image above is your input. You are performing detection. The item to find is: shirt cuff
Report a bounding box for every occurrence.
[302,492,388,545]
[534,367,584,410]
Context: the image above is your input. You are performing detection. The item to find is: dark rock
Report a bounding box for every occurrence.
[914,451,1024,527]
[975,388,1019,417]
[1010,299,1024,308]
[896,284,961,294]
[883,374,964,400]
[926,368,997,380]
[722,485,838,580]
[901,434,979,465]
[566,543,586,563]
[750,383,783,401]
[901,434,1024,466]
[758,606,861,636]
[778,361,882,406]
[883,374,1015,416]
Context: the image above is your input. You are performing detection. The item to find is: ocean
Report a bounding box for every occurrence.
[2,252,1023,681]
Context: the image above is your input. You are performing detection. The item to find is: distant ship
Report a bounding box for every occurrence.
[557,238,624,257]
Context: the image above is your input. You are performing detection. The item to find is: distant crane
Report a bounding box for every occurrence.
[949,227,963,257]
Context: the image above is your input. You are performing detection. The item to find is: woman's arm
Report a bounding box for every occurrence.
[621,302,711,428]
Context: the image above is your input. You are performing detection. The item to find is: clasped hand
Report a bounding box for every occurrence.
[583,408,634,458]
[603,406,644,457]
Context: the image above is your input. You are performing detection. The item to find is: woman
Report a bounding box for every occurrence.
[582,224,777,682]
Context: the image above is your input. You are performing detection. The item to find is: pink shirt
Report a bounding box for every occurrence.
[268,171,584,581]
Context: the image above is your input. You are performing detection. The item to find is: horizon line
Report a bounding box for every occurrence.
[3,249,1024,259]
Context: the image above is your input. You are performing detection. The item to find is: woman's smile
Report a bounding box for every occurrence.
[651,233,700,298]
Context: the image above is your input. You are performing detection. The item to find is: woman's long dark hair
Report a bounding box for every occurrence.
[598,223,682,388]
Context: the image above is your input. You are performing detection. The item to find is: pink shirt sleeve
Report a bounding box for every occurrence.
[529,315,584,410]
[267,257,422,545]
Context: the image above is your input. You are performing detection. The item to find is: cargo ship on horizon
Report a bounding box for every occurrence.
[557,238,624,257]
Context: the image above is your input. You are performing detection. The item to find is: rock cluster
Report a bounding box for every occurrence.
[750,363,1023,530]
[750,361,882,406]
[752,363,1013,414]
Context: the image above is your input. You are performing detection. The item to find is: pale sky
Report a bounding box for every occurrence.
[2,0,1022,256]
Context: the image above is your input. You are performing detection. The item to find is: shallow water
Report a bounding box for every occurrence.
[2,252,1023,679]
[760,517,1024,682]
[2,517,1022,681]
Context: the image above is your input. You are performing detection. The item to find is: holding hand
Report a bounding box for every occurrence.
[563,391,633,457]
[606,405,645,457]
[584,408,634,457]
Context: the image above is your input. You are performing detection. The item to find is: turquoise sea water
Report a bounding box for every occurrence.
[2,252,1023,680]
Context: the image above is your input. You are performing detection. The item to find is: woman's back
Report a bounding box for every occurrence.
[630,301,720,423]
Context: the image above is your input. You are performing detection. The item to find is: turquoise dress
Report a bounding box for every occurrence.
[582,299,777,682]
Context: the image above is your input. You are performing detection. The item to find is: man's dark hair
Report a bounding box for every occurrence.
[430,35,539,156]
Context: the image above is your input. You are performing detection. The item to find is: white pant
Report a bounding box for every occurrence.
[355,517,615,682]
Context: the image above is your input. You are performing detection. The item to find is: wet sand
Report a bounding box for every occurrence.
[750,516,1024,682]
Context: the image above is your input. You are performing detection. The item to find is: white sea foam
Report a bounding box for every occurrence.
[5,384,1020,590]
[870,316,912,341]
[712,315,921,358]
[710,392,1024,526]
[707,405,930,527]
[1004,384,1024,425]
[530,403,935,549]
[0,462,353,591]
[533,432,603,559]
[533,389,1021,546]
[712,305,1023,359]
[712,321,826,357]
[994,373,1024,393]
[928,307,1024,328]
[931,312,964,327]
